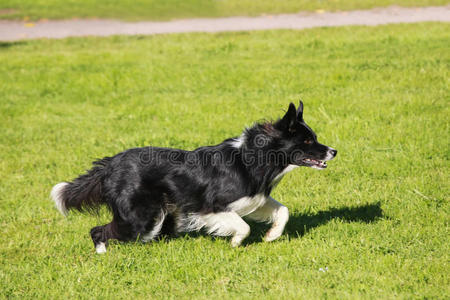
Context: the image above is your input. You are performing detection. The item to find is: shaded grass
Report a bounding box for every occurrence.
[244,203,384,245]
[0,0,449,21]
[0,23,449,298]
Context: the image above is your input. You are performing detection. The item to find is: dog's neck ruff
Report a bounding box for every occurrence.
[272,165,298,185]
[230,132,246,149]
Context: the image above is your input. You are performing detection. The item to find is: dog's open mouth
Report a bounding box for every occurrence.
[302,158,327,169]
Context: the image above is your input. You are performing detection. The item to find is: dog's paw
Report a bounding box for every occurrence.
[95,242,107,254]
[231,236,244,247]
[264,228,283,242]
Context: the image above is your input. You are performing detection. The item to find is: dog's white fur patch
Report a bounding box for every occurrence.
[142,210,166,242]
[230,132,246,149]
[50,182,69,216]
[228,194,268,217]
[264,205,289,242]
[246,197,289,242]
[176,213,200,233]
[271,164,298,186]
[201,212,250,247]
[246,196,283,223]
[324,147,337,161]
[177,211,251,247]
[96,242,107,254]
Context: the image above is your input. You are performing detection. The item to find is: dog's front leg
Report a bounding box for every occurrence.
[247,197,289,242]
[201,212,251,247]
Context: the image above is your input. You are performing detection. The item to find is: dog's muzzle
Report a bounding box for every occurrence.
[301,148,337,169]
[325,148,337,161]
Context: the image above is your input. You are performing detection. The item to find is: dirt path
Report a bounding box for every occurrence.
[0,5,448,41]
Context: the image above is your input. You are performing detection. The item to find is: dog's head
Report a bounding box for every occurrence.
[274,101,337,169]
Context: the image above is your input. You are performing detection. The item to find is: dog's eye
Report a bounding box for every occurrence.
[304,139,313,145]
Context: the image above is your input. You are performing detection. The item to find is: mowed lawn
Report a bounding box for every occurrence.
[0,0,449,21]
[0,23,449,298]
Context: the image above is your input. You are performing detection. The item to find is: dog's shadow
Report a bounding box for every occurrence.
[242,202,384,245]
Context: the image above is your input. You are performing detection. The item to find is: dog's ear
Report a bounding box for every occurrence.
[277,103,297,133]
[296,100,304,122]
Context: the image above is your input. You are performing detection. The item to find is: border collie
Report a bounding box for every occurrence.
[51,102,337,253]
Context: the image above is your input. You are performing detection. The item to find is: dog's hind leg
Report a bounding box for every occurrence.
[157,213,177,239]
[141,209,167,242]
[200,212,250,247]
[246,197,289,242]
[90,223,113,254]
[90,218,134,254]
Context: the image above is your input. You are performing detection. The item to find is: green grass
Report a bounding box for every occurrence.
[0,0,449,21]
[0,23,449,298]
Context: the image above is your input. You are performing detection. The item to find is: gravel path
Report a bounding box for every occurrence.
[0,5,448,41]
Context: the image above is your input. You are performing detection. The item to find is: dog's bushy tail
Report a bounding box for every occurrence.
[50,157,112,215]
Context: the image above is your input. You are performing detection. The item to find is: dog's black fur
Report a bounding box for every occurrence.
[51,102,337,252]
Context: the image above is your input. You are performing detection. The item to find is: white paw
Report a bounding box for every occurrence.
[231,223,250,247]
[231,232,250,247]
[95,242,107,254]
[264,206,288,242]
[231,234,247,247]
[264,228,283,242]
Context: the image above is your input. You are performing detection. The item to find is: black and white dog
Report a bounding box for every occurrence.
[51,102,337,253]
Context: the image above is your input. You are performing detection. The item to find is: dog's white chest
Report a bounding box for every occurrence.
[271,164,298,186]
[228,194,267,217]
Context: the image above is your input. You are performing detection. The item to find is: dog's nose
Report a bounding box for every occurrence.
[329,149,337,157]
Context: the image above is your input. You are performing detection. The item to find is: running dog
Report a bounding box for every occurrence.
[51,101,337,253]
